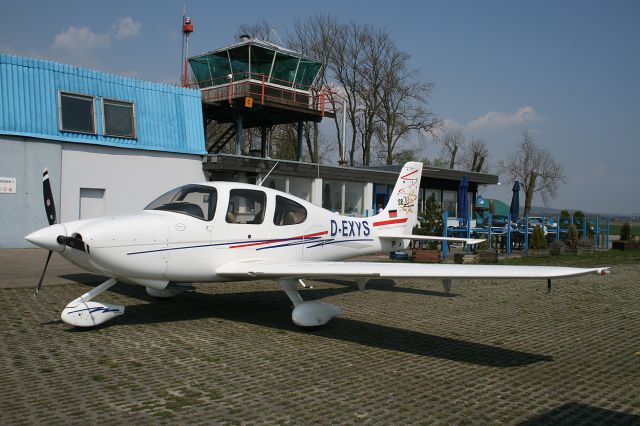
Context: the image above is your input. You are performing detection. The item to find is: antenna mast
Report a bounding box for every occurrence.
[181,7,194,87]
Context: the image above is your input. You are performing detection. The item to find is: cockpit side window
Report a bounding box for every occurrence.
[274,195,307,226]
[145,185,217,221]
[226,189,266,224]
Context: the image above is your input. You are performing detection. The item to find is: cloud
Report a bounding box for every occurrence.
[113,17,142,40]
[51,17,141,52]
[51,26,111,51]
[466,106,539,131]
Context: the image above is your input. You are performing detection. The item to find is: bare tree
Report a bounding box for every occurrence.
[460,136,490,173]
[499,130,566,215]
[374,45,440,165]
[329,22,366,166]
[438,127,465,169]
[290,14,339,163]
[235,20,273,40]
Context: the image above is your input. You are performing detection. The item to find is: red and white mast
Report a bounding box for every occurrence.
[181,10,194,87]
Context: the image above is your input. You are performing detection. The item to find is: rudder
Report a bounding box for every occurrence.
[375,161,423,235]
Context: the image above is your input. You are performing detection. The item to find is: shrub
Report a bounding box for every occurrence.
[530,225,547,249]
[567,224,579,249]
[620,222,631,241]
[413,193,443,249]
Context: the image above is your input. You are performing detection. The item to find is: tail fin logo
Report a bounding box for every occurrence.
[397,168,419,214]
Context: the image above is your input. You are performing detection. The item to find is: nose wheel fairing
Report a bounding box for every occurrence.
[60,278,124,327]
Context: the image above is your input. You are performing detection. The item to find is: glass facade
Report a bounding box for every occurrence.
[263,175,286,192]
[322,180,342,213]
[344,181,364,216]
[443,190,457,217]
[189,43,321,89]
[289,176,312,201]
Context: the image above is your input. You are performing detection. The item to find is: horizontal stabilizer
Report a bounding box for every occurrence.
[379,234,486,245]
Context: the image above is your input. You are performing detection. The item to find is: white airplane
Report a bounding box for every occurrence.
[26,162,609,328]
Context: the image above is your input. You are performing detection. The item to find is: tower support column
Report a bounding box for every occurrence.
[235,114,243,156]
[296,121,303,161]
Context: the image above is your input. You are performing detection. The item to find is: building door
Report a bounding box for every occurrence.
[79,188,105,219]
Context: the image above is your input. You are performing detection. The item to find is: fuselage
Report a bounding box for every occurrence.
[28,181,409,284]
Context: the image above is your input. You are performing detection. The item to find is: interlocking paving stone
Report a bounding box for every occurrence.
[0,252,639,425]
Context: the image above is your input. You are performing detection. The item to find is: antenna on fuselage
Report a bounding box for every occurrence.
[258,161,280,186]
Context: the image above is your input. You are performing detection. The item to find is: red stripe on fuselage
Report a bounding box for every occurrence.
[372,218,408,227]
[229,231,328,249]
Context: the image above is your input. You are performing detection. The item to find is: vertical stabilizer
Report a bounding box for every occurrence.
[374,162,423,235]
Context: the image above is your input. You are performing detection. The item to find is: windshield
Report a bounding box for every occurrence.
[145,184,217,221]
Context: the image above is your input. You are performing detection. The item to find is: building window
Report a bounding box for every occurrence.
[102,98,136,138]
[443,190,457,217]
[288,176,312,201]
[59,92,96,134]
[344,181,364,216]
[322,180,343,213]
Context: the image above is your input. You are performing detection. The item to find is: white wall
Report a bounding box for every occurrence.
[0,136,62,248]
[60,144,205,222]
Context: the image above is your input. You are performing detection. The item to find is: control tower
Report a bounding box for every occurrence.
[188,36,335,159]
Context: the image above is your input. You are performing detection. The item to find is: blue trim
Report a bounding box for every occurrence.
[307,238,374,249]
[126,236,373,255]
[0,130,206,155]
[67,306,121,315]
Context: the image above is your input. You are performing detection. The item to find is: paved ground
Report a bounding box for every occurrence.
[0,249,639,425]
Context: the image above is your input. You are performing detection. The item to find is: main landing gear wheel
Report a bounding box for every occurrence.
[278,278,341,328]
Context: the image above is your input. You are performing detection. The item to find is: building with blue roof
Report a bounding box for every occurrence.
[0,53,207,247]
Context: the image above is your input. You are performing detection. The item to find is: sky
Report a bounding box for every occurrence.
[1,0,638,215]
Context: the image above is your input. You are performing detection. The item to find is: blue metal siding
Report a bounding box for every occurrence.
[0,53,205,155]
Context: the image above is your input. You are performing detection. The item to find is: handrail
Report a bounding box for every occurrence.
[195,72,338,115]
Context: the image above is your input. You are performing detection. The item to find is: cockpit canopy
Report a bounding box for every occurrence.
[145,184,217,221]
[145,184,308,225]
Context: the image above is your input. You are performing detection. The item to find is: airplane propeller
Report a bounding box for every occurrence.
[34,169,57,298]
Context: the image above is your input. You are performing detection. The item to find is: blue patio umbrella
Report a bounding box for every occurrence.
[510,181,520,219]
[457,176,469,226]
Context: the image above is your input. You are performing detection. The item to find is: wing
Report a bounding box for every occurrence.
[217,260,610,280]
[379,234,485,245]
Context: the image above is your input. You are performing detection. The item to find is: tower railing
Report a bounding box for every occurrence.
[190,72,337,116]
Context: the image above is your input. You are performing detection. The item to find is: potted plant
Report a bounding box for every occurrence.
[612,223,640,250]
[528,224,549,257]
[476,239,499,263]
[412,193,443,263]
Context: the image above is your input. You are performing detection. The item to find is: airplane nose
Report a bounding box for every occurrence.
[25,224,67,252]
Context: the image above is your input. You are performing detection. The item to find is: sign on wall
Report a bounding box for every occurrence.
[0,177,17,194]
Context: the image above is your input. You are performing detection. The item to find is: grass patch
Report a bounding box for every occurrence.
[208,389,223,400]
[164,395,198,411]
[608,222,640,238]
[92,374,107,382]
[203,354,222,363]
[500,250,640,267]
